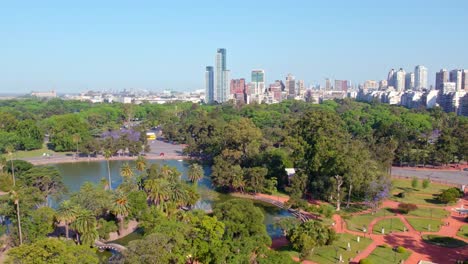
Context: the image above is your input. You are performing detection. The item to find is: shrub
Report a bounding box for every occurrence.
[438,188,463,204]
[359,258,373,264]
[398,203,418,214]
[396,246,406,253]
[411,177,418,188]
[319,204,335,218]
[422,179,430,189]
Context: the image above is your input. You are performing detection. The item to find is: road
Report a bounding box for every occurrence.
[392,167,468,185]
[147,139,185,157]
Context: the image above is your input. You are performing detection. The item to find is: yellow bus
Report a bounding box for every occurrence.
[146,132,156,141]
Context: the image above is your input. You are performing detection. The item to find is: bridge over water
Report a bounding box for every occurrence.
[252,195,318,222]
[95,240,127,253]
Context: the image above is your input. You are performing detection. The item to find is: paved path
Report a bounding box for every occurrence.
[336,196,468,264]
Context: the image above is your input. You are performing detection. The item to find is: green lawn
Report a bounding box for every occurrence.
[373,218,406,234]
[364,245,411,264]
[392,179,448,195]
[407,207,449,219]
[344,209,390,232]
[406,218,442,232]
[422,235,467,248]
[457,225,468,239]
[391,179,448,207]
[279,233,372,264]
[1,146,72,160]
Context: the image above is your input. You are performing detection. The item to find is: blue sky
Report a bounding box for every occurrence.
[1,0,467,93]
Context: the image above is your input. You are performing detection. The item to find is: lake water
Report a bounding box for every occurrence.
[52,159,292,239]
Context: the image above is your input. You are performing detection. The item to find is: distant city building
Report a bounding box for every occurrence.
[379,80,388,90]
[405,72,415,90]
[462,70,468,91]
[395,68,406,91]
[215,48,230,103]
[334,80,348,92]
[205,66,214,103]
[296,80,305,96]
[414,65,428,90]
[250,69,265,103]
[364,80,378,89]
[325,78,331,90]
[269,81,284,102]
[435,69,449,90]
[286,74,296,97]
[459,93,468,116]
[230,79,247,104]
[387,69,395,87]
[31,90,57,98]
[450,69,463,91]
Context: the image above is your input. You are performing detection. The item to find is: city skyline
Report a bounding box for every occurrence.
[1,1,468,93]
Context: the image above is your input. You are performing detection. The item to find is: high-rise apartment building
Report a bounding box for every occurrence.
[334,80,348,92]
[414,65,428,90]
[395,68,406,91]
[251,70,266,102]
[387,69,395,87]
[286,74,296,96]
[379,80,388,90]
[205,66,214,103]
[450,69,463,91]
[405,72,415,90]
[215,48,230,103]
[462,70,468,91]
[296,80,305,96]
[364,80,378,89]
[435,69,449,90]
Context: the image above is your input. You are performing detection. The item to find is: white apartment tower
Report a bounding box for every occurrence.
[414,65,428,90]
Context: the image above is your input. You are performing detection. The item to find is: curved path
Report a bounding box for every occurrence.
[333,196,468,264]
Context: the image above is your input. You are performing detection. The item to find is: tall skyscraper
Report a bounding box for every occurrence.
[405,72,415,90]
[395,68,406,91]
[414,65,428,90]
[387,69,395,87]
[205,66,214,103]
[450,69,463,91]
[286,74,296,96]
[435,69,449,90]
[325,78,331,90]
[215,48,229,103]
[251,70,266,101]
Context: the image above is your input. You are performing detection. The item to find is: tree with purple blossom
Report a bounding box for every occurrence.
[365,178,391,213]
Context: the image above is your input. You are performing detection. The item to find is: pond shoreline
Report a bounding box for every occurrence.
[25,154,191,166]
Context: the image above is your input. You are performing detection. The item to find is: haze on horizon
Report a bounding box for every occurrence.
[1,0,468,93]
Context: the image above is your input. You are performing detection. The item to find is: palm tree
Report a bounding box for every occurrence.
[72,134,81,159]
[144,178,170,206]
[103,149,113,191]
[120,162,134,179]
[71,208,98,246]
[187,163,204,184]
[9,190,22,245]
[56,200,78,239]
[111,192,131,234]
[5,145,15,186]
[135,155,147,173]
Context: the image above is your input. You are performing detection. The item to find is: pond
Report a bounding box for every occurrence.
[52,160,292,241]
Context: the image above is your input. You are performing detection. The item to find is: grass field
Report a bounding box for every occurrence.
[372,218,406,234]
[344,209,390,232]
[406,218,442,232]
[457,225,468,239]
[279,233,372,264]
[407,207,449,219]
[1,146,72,160]
[364,245,411,264]
[391,179,449,206]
